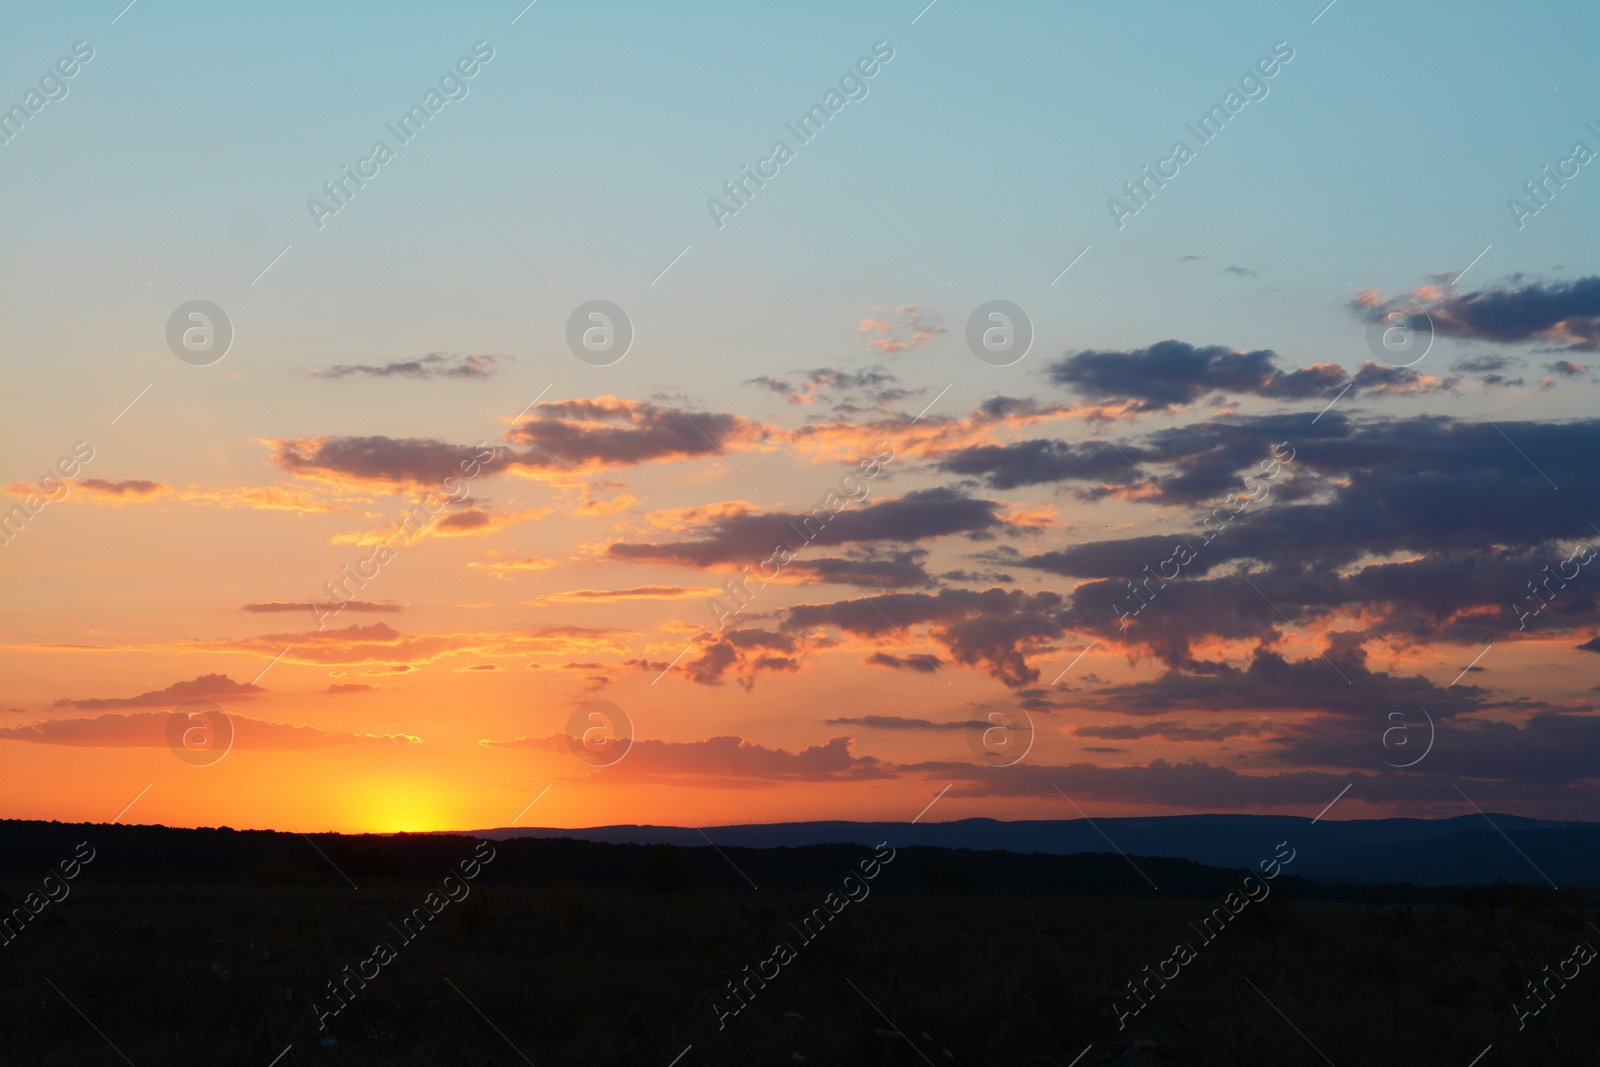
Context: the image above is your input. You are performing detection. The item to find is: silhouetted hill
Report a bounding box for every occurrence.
[459,813,1600,887]
[2,817,1595,896]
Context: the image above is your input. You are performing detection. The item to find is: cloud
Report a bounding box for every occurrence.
[468,554,558,580]
[785,587,1071,687]
[1263,709,1600,782]
[1086,643,1490,721]
[1017,415,1598,583]
[824,714,983,730]
[608,488,1004,570]
[174,484,355,513]
[784,550,934,590]
[7,477,170,501]
[422,506,549,539]
[4,479,351,514]
[1047,340,1345,412]
[857,306,945,353]
[480,733,891,784]
[309,352,508,379]
[745,368,920,414]
[0,711,418,748]
[680,628,805,690]
[76,478,170,499]
[323,683,375,695]
[269,436,496,491]
[988,413,1600,666]
[1352,275,1600,351]
[1348,362,1452,396]
[780,394,1072,465]
[531,586,721,603]
[862,651,946,673]
[1221,266,1257,278]
[1072,720,1266,742]
[504,396,767,477]
[937,438,1148,490]
[243,600,401,615]
[903,757,1598,813]
[53,673,265,710]
[180,622,632,668]
[1453,354,1522,373]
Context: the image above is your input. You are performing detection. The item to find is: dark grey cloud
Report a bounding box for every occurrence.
[786,550,933,590]
[1001,415,1600,661]
[936,438,1145,490]
[54,673,265,710]
[861,651,946,673]
[1355,275,1600,351]
[1264,709,1600,783]
[1073,720,1266,742]
[244,600,400,615]
[271,436,493,486]
[682,628,804,690]
[609,488,1003,569]
[310,352,507,379]
[744,367,920,414]
[1453,354,1522,373]
[507,397,765,473]
[1087,643,1489,721]
[901,757,1599,815]
[824,714,980,730]
[480,732,890,783]
[270,398,766,488]
[784,587,1070,687]
[1021,416,1598,582]
[1047,340,1345,411]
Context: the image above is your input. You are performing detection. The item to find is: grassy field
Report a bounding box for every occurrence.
[2,863,1596,1066]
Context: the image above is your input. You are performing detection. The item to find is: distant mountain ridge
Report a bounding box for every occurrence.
[462,814,1600,887]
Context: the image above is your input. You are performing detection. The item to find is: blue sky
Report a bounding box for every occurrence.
[4,0,1595,442]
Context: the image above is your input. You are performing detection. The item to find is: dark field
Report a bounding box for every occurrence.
[2,823,1596,1065]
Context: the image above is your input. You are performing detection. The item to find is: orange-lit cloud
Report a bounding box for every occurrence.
[856,305,945,352]
[243,600,401,615]
[176,622,633,668]
[530,586,721,604]
[467,553,559,579]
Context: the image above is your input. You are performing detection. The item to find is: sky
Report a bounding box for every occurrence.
[1,0,1596,833]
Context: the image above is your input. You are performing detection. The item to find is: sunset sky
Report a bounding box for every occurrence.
[2,0,1596,833]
